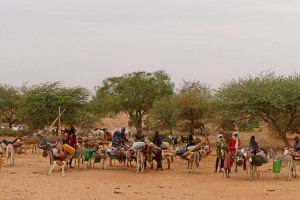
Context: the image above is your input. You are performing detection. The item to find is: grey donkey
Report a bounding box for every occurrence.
[269,147,296,181]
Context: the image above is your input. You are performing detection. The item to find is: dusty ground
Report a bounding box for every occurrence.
[1,115,299,200]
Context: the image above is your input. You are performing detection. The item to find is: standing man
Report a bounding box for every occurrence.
[228,131,241,172]
[215,134,226,173]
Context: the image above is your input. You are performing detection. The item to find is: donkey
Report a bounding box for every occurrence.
[135,148,146,173]
[269,147,296,181]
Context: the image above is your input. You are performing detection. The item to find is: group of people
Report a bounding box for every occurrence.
[59,125,300,171]
[215,131,300,178]
[214,131,259,178]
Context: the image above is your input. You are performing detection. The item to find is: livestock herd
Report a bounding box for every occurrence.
[0,128,299,182]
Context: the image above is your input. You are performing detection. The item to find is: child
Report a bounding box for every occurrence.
[222,146,232,178]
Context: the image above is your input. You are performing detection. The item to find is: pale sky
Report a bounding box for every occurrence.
[1,0,300,92]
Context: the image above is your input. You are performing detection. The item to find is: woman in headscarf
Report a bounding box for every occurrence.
[215,133,226,173]
[153,131,162,147]
[248,136,259,155]
[152,131,163,170]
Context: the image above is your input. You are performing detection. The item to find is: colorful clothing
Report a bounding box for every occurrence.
[153,136,162,147]
[294,141,300,151]
[65,134,76,148]
[112,131,120,146]
[248,141,258,152]
[228,137,241,154]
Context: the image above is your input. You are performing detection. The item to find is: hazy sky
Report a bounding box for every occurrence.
[1,0,300,92]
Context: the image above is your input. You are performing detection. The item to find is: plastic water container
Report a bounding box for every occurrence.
[63,144,75,155]
[273,160,281,173]
[84,149,90,161]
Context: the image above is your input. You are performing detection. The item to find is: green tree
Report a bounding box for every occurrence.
[216,71,300,147]
[91,70,174,131]
[0,84,21,128]
[146,96,177,134]
[19,82,91,130]
[175,81,211,135]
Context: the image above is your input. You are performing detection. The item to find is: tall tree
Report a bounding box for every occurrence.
[0,84,21,128]
[146,96,177,135]
[91,70,174,131]
[175,81,211,134]
[19,82,91,130]
[216,71,300,147]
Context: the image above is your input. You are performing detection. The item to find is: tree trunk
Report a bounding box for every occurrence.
[279,131,292,148]
[134,113,143,132]
[8,121,13,128]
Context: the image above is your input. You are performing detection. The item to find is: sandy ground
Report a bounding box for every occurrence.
[1,113,299,200]
[1,140,299,200]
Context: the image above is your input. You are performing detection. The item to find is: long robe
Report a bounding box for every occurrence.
[222,151,232,170]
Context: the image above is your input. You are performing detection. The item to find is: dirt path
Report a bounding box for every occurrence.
[0,151,299,200]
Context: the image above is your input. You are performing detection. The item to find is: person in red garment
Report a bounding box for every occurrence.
[65,126,77,168]
[228,131,241,173]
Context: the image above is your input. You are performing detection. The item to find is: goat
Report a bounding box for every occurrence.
[48,159,69,177]
[269,147,296,181]
[47,144,69,177]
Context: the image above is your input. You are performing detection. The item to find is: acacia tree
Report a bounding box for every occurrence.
[175,81,211,135]
[0,84,21,128]
[19,82,91,130]
[91,70,174,131]
[146,96,177,135]
[216,72,300,147]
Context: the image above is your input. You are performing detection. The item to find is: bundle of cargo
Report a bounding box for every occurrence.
[131,142,146,150]
[160,142,170,149]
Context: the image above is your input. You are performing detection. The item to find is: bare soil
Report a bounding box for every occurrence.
[1,116,299,200]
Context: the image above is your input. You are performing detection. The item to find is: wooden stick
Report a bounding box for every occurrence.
[46,108,66,135]
[181,140,206,158]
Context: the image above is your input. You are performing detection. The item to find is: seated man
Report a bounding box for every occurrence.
[294,136,300,152]
[119,127,128,144]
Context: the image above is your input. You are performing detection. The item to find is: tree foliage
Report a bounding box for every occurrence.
[19,82,91,130]
[0,84,21,128]
[146,96,177,134]
[91,70,174,130]
[175,81,211,134]
[216,71,300,147]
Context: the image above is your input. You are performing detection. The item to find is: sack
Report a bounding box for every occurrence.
[161,142,169,149]
[252,155,265,166]
[131,142,146,150]
[175,149,184,156]
[115,148,123,158]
